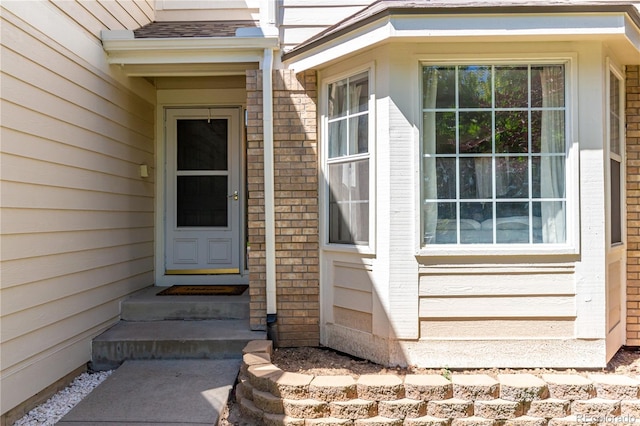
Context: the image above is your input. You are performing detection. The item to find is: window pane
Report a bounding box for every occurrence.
[423,66,456,109]
[432,202,457,244]
[533,201,566,243]
[495,202,530,244]
[496,111,528,153]
[459,111,492,153]
[177,176,227,227]
[328,120,347,158]
[328,79,347,118]
[495,66,528,108]
[177,119,227,171]
[424,112,456,155]
[350,115,368,155]
[460,157,491,199]
[531,65,565,108]
[610,71,621,156]
[328,160,369,244]
[531,111,565,153]
[460,202,492,243]
[436,157,456,199]
[532,156,565,198]
[350,72,369,113]
[611,158,622,244]
[496,156,528,199]
[459,66,492,108]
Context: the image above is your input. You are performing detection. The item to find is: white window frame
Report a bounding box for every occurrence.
[607,59,626,250]
[320,65,376,253]
[416,54,579,257]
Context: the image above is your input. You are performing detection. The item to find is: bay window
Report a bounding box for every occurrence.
[422,63,568,246]
[327,71,370,245]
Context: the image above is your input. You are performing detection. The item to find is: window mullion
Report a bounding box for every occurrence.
[455,66,461,244]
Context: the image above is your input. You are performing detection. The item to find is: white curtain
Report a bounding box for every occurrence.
[423,68,438,243]
[540,66,566,243]
[343,82,362,188]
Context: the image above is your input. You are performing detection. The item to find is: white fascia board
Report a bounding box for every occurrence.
[391,13,628,38]
[285,20,393,72]
[102,36,279,52]
[626,15,640,51]
[285,12,638,71]
[102,35,279,65]
[107,49,265,65]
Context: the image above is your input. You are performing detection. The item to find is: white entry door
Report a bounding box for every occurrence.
[165,108,241,275]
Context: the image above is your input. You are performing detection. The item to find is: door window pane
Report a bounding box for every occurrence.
[177,119,228,171]
[177,176,228,227]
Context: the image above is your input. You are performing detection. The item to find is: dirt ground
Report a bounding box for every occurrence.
[218,345,640,425]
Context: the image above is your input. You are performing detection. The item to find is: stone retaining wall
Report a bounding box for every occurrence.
[238,341,640,425]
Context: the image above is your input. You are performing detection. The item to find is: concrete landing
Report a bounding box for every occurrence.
[58,359,241,426]
[121,286,250,321]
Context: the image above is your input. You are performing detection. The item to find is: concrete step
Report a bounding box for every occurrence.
[91,319,266,370]
[121,286,250,321]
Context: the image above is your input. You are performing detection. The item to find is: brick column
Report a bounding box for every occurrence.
[246,70,267,331]
[626,65,640,345]
[246,69,320,347]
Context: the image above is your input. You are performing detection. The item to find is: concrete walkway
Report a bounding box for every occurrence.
[58,359,241,425]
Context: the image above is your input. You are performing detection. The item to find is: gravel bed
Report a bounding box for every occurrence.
[13,370,113,426]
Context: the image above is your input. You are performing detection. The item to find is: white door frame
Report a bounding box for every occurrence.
[165,108,241,274]
[154,93,248,286]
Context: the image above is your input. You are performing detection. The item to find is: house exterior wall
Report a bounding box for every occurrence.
[278,0,372,52]
[154,0,260,22]
[246,69,320,347]
[627,65,640,345]
[318,41,613,368]
[0,0,155,417]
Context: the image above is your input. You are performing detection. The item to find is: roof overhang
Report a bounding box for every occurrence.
[101,28,279,77]
[283,4,640,71]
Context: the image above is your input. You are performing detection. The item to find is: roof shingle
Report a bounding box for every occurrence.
[134,21,258,38]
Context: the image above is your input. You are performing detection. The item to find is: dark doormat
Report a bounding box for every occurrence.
[156,285,248,296]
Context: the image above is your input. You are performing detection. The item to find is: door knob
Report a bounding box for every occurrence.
[229,190,238,201]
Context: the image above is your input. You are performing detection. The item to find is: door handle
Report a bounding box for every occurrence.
[228,190,238,201]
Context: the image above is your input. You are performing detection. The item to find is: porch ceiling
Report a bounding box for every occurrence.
[101,24,278,77]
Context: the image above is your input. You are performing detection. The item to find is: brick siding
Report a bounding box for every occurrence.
[246,69,320,347]
[627,65,640,345]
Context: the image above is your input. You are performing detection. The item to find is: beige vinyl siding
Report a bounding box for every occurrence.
[330,260,374,334]
[0,1,154,416]
[279,0,373,52]
[419,268,577,339]
[50,0,153,42]
[154,0,258,21]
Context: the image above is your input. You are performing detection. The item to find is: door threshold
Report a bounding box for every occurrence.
[165,268,240,275]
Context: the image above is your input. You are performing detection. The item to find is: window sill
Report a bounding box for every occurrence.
[416,244,578,258]
[322,243,375,257]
